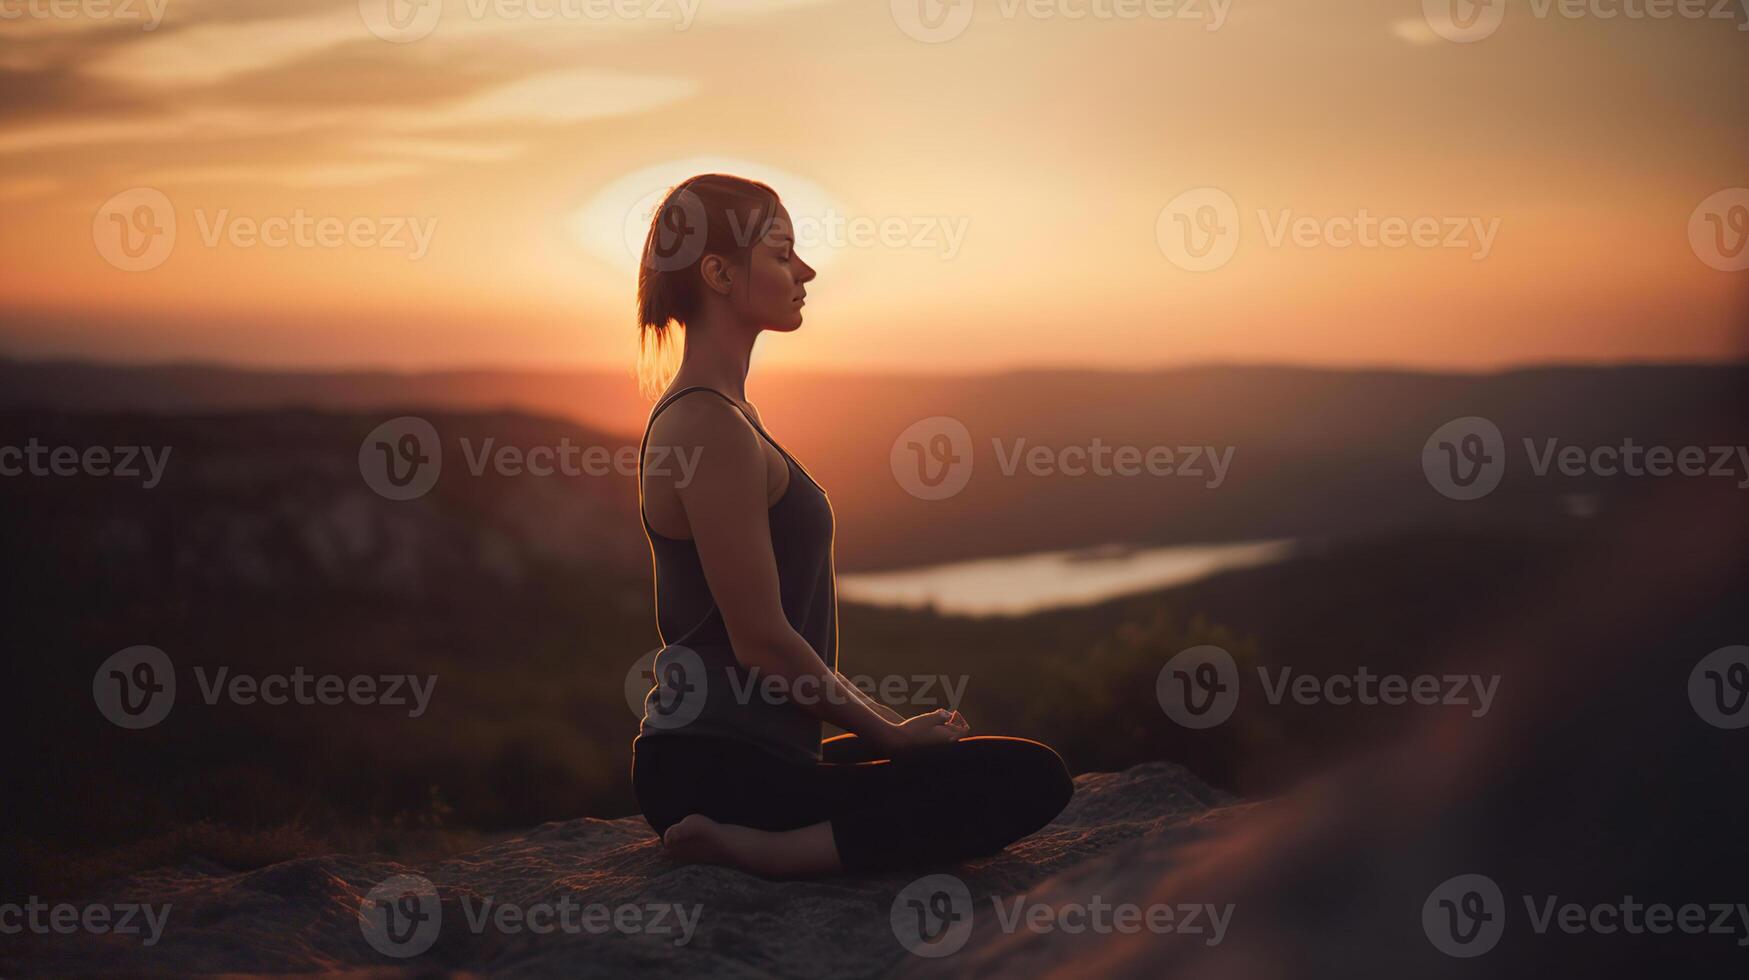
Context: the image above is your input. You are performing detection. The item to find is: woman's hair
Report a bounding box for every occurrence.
[635,173,782,399]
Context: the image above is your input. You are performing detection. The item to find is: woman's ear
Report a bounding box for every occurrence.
[699,253,733,295]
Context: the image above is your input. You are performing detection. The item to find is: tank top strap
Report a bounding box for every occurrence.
[642,385,805,473]
[639,383,826,508]
[642,385,748,455]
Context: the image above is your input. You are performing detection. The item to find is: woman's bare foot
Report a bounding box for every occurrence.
[661,814,736,868]
[660,814,843,878]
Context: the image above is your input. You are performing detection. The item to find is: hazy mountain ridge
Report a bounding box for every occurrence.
[4,358,1744,570]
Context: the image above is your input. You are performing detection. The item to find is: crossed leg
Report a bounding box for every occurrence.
[645,734,1074,878]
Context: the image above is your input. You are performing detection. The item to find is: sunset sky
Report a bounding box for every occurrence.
[1,0,1745,372]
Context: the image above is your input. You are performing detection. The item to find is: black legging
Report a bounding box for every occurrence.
[633,732,1075,874]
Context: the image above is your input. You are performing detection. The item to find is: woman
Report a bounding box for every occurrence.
[630,173,1073,878]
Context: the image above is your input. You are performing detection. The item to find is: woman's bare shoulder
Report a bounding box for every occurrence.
[646,389,759,455]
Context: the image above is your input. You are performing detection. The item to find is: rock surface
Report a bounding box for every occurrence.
[7,762,1241,977]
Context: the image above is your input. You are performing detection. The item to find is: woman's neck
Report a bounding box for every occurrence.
[673,321,758,404]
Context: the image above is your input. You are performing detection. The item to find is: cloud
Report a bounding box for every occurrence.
[137,161,427,186]
[85,7,372,87]
[351,136,524,161]
[0,69,698,154]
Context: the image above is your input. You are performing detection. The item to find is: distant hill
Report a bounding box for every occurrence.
[2,358,1744,569]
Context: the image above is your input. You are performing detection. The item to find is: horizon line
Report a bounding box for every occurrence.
[4,352,1746,382]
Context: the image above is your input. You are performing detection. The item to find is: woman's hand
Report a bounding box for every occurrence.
[874,709,970,754]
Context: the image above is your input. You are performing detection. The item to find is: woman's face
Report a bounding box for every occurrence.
[734,204,816,332]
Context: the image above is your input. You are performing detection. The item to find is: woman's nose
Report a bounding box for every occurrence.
[797,258,817,283]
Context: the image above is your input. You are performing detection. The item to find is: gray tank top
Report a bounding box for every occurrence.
[634,386,838,765]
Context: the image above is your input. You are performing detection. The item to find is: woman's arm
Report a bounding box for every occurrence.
[838,672,906,725]
[656,396,959,753]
